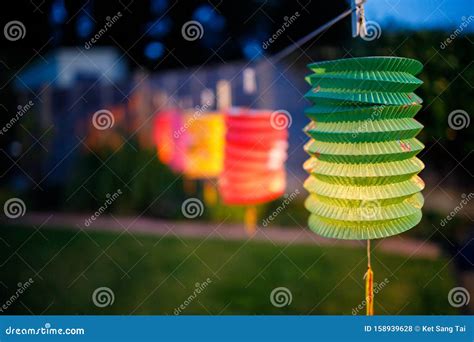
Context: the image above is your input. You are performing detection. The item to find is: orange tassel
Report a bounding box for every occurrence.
[364,239,374,315]
[365,266,374,315]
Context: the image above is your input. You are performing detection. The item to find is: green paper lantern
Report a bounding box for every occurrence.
[303,57,425,240]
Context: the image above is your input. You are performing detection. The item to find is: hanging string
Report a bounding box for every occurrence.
[364,239,374,315]
[271,7,355,64]
[183,177,195,195]
[203,180,218,205]
[244,206,257,236]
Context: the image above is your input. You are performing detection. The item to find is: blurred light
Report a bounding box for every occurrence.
[150,0,168,15]
[9,141,22,158]
[194,5,213,23]
[76,14,94,38]
[50,0,67,25]
[146,17,172,38]
[193,5,225,31]
[144,41,165,60]
[11,175,29,192]
[242,40,263,60]
[191,4,226,48]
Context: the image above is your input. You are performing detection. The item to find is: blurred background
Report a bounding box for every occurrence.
[0,0,472,315]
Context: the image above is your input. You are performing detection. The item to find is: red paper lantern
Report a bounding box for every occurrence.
[153,110,173,165]
[219,108,288,205]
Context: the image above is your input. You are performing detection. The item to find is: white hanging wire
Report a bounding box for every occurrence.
[271,0,367,64]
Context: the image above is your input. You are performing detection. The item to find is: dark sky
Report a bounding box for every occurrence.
[1,0,350,69]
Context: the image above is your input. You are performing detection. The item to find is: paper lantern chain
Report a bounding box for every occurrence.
[303,57,425,240]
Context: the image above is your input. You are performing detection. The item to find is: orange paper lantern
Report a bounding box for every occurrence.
[152,109,186,172]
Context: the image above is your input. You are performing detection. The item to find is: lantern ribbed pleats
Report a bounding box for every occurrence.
[219,108,288,205]
[303,57,425,240]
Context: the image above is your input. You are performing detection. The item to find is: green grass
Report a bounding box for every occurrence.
[0,224,458,315]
